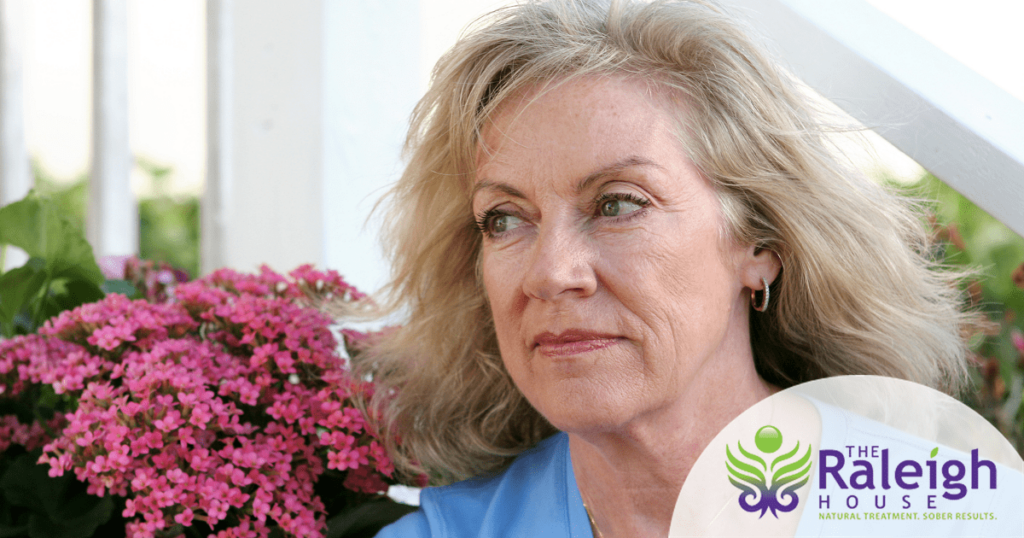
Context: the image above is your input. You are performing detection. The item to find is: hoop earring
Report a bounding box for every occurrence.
[751,277,770,312]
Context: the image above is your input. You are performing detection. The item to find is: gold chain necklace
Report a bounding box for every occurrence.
[582,499,605,538]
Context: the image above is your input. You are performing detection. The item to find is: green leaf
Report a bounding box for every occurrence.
[930,447,939,458]
[0,197,48,261]
[736,440,767,472]
[0,194,103,286]
[770,441,801,472]
[0,524,30,538]
[325,498,418,538]
[24,278,104,330]
[0,259,47,336]
[153,524,184,538]
[26,496,112,538]
[0,455,65,517]
[33,385,61,423]
[100,279,136,297]
[59,280,105,307]
[0,455,112,538]
[726,448,764,490]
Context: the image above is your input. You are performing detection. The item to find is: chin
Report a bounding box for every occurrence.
[532,388,639,435]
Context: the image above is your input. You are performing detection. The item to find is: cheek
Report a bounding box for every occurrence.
[612,225,708,304]
[481,251,524,344]
[612,221,737,354]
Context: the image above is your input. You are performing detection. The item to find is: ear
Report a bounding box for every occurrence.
[738,246,781,292]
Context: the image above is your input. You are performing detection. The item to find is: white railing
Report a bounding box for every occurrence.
[0,0,1020,283]
[721,0,1024,238]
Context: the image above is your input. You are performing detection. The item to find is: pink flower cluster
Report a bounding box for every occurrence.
[0,414,62,454]
[0,265,400,538]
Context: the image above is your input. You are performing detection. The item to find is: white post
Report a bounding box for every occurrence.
[0,0,30,270]
[222,0,323,273]
[0,0,30,206]
[202,0,233,275]
[321,0,421,293]
[218,0,419,288]
[89,0,135,257]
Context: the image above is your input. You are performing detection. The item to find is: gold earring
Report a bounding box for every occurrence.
[751,276,770,312]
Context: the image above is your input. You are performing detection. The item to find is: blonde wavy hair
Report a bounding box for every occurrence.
[353,0,977,482]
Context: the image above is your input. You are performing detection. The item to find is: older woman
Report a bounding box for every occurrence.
[362,0,976,536]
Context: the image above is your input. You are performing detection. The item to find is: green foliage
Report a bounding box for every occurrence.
[0,452,113,538]
[135,157,200,279]
[324,499,417,538]
[900,174,1024,453]
[916,174,1024,317]
[31,165,87,236]
[0,194,106,337]
[139,197,200,280]
[0,191,123,536]
[0,167,199,533]
[29,159,200,280]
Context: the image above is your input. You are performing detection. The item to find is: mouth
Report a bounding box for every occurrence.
[532,329,624,358]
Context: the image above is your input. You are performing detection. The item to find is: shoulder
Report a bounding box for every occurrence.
[375,432,592,537]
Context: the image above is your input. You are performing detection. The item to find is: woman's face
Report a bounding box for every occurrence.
[473,76,767,433]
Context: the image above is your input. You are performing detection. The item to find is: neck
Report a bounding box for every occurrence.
[569,347,775,537]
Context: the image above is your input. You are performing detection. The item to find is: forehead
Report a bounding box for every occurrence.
[474,75,689,186]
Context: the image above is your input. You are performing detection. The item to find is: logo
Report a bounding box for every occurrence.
[816,445,998,512]
[726,425,813,518]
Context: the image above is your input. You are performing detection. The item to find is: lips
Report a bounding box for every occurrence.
[532,329,623,357]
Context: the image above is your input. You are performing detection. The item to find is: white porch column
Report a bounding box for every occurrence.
[219,0,323,274]
[322,0,421,293]
[202,0,233,275]
[0,0,30,269]
[89,0,136,257]
[216,0,420,290]
[0,0,30,206]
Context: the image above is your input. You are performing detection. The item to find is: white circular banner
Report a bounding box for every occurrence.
[671,375,1024,537]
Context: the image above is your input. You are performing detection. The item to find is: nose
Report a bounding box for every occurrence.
[521,220,598,301]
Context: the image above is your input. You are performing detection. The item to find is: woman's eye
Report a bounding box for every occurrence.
[597,196,646,217]
[477,210,524,237]
[490,214,522,233]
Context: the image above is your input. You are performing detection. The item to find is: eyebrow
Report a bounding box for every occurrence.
[574,156,663,194]
[472,155,663,200]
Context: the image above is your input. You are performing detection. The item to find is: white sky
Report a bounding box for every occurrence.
[18,0,1024,194]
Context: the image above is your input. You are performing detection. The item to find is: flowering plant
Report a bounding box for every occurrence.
[0,196,416,538]
[915,174,1024,455]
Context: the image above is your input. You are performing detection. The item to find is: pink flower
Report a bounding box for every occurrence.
[326,445,369,471]
[153,409,182,432]
[1011,329,1024,354]
[174,507,194,526]
[2,263,402,538]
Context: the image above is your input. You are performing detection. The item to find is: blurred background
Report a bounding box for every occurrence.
[1,0,1020,287]
[1,0,1022,446]
[1,0,1021,284]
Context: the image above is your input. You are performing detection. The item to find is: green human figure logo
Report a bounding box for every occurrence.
[726,425,813,518]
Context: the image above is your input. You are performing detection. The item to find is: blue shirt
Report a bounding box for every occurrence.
[375,432,593,537]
